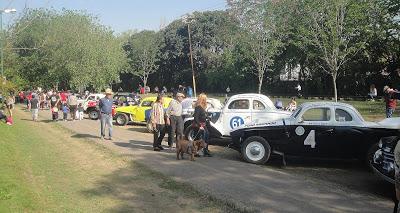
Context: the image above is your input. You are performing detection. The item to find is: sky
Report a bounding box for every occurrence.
[1,0,227,33]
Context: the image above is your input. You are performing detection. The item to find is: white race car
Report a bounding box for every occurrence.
[184,93,292,140]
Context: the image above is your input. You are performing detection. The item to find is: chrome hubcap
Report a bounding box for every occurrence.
[245,141,265,162]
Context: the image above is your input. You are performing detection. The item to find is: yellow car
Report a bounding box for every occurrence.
[114,96,172,127]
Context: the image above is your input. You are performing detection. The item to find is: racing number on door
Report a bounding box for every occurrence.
[230,116,244,129]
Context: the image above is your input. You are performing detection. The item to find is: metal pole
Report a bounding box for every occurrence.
[187,23,197,98]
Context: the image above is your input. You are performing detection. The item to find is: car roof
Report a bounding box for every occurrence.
[299,101,357,110]
[230,93,270,100]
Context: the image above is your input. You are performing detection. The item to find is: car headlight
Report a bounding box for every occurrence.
[373,150,383,164]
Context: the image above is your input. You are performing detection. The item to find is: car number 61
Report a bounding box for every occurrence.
[230,116,244,129]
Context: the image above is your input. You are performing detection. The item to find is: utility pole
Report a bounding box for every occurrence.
[182,14,197,98]
[187,22,197,98]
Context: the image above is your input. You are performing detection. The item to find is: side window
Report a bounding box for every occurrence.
[141,101,153,107]
[228,99,249,109]
[335,109,353,122]
[302,108,331,121]
[253,100,266,110]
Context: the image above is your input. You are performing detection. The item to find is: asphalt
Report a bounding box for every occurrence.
[32,109,394,213]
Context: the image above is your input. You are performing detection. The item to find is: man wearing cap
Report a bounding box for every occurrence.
[166,92,185,148]
[99,88,114,140]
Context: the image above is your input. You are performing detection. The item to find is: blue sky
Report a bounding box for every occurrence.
[1,0,227,33]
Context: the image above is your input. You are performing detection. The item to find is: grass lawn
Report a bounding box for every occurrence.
[0,109,241,212]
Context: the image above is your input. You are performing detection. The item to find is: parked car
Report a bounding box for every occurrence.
[83,93,105,120]
[181,97,223,120]
[371,120,400,183]
[113,96,173,129]
[113,93,141,106]
[184,93,291,140]
[230,102,400,165]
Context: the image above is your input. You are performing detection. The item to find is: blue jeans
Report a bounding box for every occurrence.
[100,113,113,138]
[386,108,394,118]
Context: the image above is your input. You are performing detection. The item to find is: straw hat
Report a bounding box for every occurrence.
[105,88,113,95]
[383,86,389,93]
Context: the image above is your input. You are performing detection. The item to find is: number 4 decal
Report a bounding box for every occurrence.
[304,130,316,148]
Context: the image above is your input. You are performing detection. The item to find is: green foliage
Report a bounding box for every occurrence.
[124,30,161,87]
[10,9,127,91]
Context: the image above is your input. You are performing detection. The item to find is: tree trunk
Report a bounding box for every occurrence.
[332,74,338,102]
[258,78,263,94]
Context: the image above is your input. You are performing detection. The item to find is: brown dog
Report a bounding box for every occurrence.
[176,139,206,161]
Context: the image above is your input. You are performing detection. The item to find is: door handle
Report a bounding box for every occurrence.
[325,129,334,133]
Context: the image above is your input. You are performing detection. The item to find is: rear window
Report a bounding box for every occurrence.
[335,109,353,122]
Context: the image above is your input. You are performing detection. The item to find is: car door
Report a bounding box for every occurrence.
[135,100,153,122]
[222,98,252,135]
[286,107,334,157]
[328,107,364,157]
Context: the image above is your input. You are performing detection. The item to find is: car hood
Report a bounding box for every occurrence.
[365,117,400,129]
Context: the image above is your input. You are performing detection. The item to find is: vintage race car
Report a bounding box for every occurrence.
[230,102,400,164]
[114,96,172,126]
[184,93,291,140]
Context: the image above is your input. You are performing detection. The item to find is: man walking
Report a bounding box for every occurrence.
[67,93,78,120]
[166,92,185,148]
[99,88,114,140]
[384,86,397,118]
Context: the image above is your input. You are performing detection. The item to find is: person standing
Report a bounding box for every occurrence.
[30,94,39,121]
[62,104,69,121]
[99,88,114,140]
[6,94,15,117]
[193,93,212,157]
[166,93,185,148]
[67,93,78,121]
[50,92,60,121]
[368,84,378,100]
[295,83,302,97]
[151,95,167,151]
[77,103,84,120]
[384,86,397,118]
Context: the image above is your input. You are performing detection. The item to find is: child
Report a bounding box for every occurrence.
[77,103,84,120]
[62,104,69,121]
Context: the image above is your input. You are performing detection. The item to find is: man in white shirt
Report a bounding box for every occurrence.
[166,93,185,148]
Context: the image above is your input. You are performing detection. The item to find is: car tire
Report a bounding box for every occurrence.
[241,136,271,164]
[115,113,129,126]
[184,126,201,141]
[88,109,99,120]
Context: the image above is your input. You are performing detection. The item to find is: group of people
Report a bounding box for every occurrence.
[274,97,297,112]
[149,92,211,156]
[16,89,86,122]
[138,84,194,98]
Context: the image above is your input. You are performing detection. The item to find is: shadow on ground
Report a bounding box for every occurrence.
[71,133,100,139]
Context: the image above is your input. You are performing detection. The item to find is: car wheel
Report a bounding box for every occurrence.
[241,136,271,164]
[115,113,129,126]
[185,126,201,141]
[88,109,99,120]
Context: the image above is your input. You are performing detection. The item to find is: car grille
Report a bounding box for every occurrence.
[381,150,395,174]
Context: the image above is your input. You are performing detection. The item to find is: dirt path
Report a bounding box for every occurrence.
[32,108,393,212]
[4,108,236,213]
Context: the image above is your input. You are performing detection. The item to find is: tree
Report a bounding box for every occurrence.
[10,9,127,91]
[296,0,369,101]
[227,0,288,93]
[124,31,161,88]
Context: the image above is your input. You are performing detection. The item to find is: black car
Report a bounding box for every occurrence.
[371,136,400,184]
[230,102,400,165]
